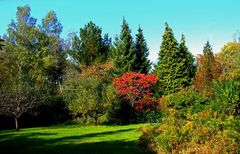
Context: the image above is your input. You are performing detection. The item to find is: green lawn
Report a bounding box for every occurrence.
[0,124,147,154]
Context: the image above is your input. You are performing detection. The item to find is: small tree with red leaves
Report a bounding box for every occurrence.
[113,72,159,112]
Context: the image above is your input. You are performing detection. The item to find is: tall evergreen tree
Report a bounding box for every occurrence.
[178,34,196,86]
[70,21,111,66]
[113,18,136,76]
[155,23,186,95]
[133,26,151,74]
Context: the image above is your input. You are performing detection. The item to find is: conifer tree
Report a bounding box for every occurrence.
[155,23,185,95]
[194,41,215,94]
[178,34,196,86]
[71,21,111,66]
[113,18,136,76]
[203,41,215,86]
[133,26,151,74]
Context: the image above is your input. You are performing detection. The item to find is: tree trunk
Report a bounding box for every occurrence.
[94,117,98,125]
[15,117,19,131]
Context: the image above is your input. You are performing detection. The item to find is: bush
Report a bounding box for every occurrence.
[139,88,240,153]
[134,110,162,123]
[212,79,240,116]
[139,109,240,153]
[105,85,133,124]
[162,88,209,118]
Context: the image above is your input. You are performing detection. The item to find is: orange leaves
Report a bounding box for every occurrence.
[194,52,221,95]
[78,61,113,80]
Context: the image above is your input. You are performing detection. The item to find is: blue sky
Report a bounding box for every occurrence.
[0,0,239,63]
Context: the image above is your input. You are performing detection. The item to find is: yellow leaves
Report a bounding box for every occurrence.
[216,42,240,80]
[182,121,193,131]
[42,55,56,68]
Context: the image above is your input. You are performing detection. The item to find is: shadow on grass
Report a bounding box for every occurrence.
[0,128,149,154]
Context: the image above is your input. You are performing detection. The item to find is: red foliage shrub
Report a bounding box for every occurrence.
[113,72,159,111]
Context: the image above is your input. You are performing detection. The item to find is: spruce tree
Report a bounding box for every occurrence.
[113,18,136,76]
[178,34,196,86]
[155,23,183,95]
[133,26,151,74]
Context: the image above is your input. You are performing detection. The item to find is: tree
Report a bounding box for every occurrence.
[194,41,218,95]
[0,43,45,130]
[70,21,111,66]
[38,10,66,96]
[113,18,136,76]
[5,6,66,95]
[0,38,7,84]
[113,72,159,111]
[40,10,62,37]
[133,26,151,74]
[155,23,189,95]
[216,42,240,80]
[0,79,43,130]
[0,5,66,129]
[62,62,114,125]
[178,34,196,86]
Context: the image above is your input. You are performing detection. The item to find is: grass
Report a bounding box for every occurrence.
[0,124,147,154]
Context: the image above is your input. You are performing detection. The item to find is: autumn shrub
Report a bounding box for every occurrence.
[113,72,159,110]
[139,89,240,154]
[112,72,160,123]
[139,109,240,153]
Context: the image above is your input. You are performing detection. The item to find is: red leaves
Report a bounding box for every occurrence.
[113,72,159,111]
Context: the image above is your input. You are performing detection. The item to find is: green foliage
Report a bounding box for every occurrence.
[0,5,67,129]
[134,110,162,123]
[155,23,195,95]
[139,108,240,153]
[133,26,151,74]
[113,18,136,76]
[139,87,239,153]
[104,86,127,124]
[178,35,196,85]
[70,21,111,66]
[107,98,133,125]
[164,89,209,117]
[41,10,62,37]
[212,79,240,116]
[62,62,114,125]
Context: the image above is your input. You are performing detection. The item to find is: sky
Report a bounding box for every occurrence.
[0,0,240,63]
